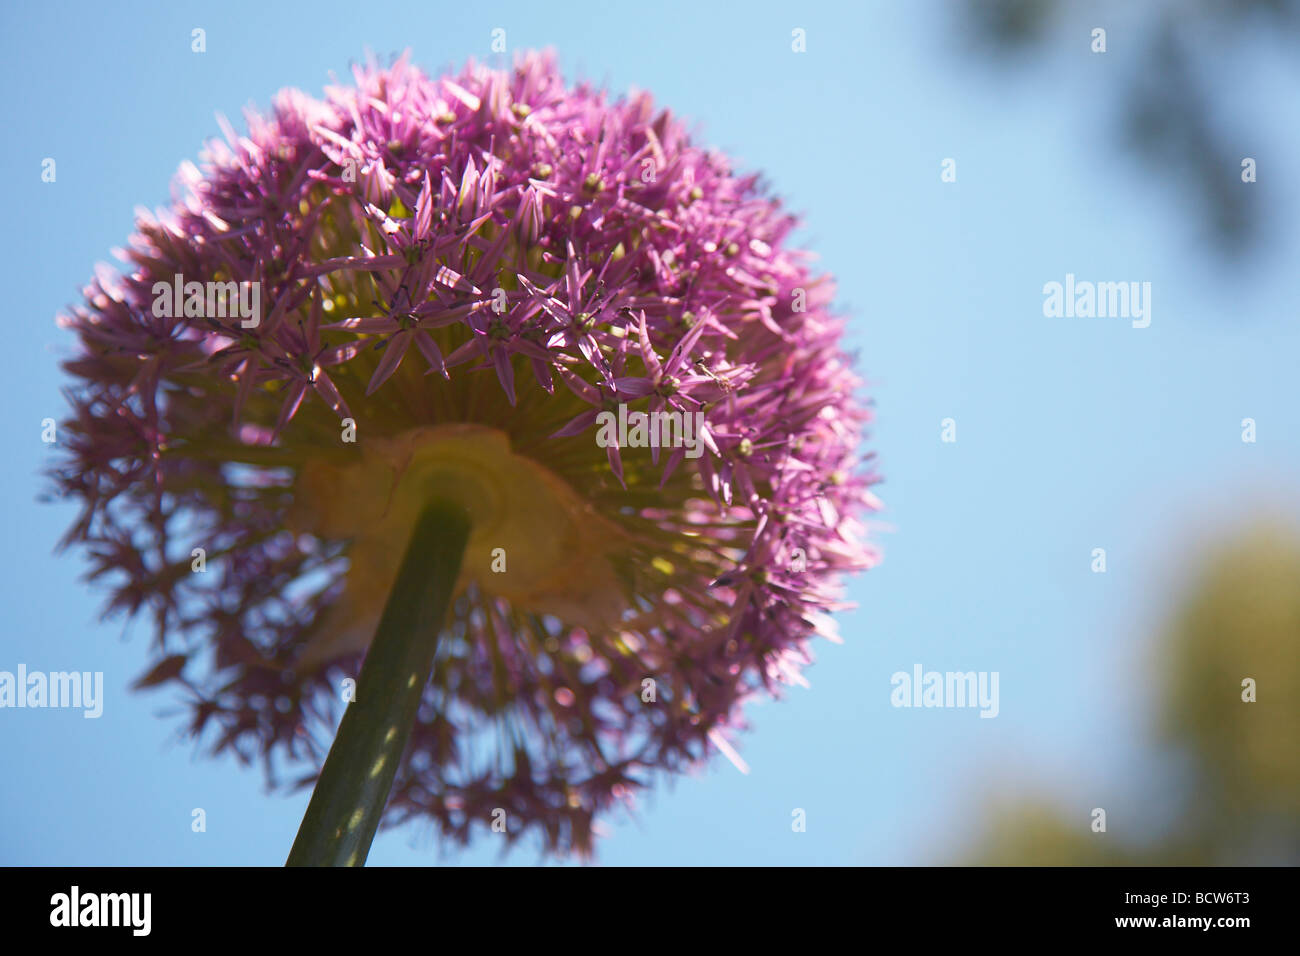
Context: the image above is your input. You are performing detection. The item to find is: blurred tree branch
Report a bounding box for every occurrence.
[961,0,1300,260]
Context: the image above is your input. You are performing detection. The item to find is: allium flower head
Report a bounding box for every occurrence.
[54,51,881,856]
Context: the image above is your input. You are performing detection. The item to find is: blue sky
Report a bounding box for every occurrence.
[1,0,1296,865]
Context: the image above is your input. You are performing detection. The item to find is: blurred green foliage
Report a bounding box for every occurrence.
[965,523,1300,864]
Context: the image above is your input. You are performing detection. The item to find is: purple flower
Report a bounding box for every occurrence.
[52,51,882,856]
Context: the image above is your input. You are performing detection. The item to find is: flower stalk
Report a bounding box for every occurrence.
[286,498,470,867]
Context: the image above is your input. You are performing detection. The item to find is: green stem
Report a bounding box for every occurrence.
[286,498,470,867]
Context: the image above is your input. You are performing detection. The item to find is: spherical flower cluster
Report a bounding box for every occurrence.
[54,51,881,855]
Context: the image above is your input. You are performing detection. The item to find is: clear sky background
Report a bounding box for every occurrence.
[1,0,1297,865]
